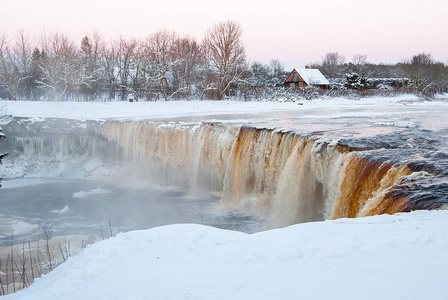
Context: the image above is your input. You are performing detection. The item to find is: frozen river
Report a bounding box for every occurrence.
[1,97,448,245]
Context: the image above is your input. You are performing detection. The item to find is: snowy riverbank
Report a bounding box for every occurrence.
[1,95,443,122]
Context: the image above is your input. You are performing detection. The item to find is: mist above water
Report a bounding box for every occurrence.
[0,178,261,246]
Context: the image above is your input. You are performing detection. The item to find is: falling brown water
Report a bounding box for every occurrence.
[103,120,445,228]
[332,155,413,218]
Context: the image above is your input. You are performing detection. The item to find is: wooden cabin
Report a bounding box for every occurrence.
[283,67,329,89]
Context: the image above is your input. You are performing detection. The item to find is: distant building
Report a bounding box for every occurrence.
[283,66,329,89]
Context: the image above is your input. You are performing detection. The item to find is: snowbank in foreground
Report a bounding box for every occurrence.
[6,210,448,300]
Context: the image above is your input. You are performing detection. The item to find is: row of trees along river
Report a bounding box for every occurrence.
[1,21,448,101]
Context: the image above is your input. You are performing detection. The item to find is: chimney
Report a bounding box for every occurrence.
[305,65,310,69]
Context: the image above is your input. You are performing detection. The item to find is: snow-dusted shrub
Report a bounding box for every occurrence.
[344,72,368,89]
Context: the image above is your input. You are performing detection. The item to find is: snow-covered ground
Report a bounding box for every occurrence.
[5,210,448,300]
[1,95,445,122]
[1,96,448,299]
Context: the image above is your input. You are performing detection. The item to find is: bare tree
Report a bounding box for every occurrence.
[79,33,105,101]
[37,32,77,101]
[137,39,155,101]
[248,61,271,87]
[15,31,32,75]
[269,59,286,85]
[401,53,445,96]
[321,52,346,78]
[147,30,178,101]
[14,30,33,99]
[102,41,118,100]
[170,36,204,100]
[116,37,138,101]
[203,21,247,100]
[352,54,368,74]
[0,33,21,100]
[128,41,146,101]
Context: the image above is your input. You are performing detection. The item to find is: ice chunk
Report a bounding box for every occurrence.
[50,205,70,215]
[10,221,39,236]
[73,188,111,199]
[83,158,104,173]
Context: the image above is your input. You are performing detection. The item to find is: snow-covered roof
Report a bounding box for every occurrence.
[294,68,330,85]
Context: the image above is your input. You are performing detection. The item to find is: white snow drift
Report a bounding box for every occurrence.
[5,210,448,300]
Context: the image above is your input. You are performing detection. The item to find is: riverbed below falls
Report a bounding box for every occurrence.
[1,99,447,245]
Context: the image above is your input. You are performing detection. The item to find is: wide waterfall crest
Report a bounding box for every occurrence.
[103,121,416,228]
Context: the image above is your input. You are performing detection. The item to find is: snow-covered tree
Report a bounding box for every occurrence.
[115,37,138,101]
[248,61,271,87]
[203,21,247,100]
[170,36,205,100]
[102,43,118,100]
[78,34,105,101]
[0,33,22,100]
[37,32,78,101]
[14,30,33,99]
[344,72,368,89]
[147,30,177,101]
[269,59,287,86]
[29,47,45,100]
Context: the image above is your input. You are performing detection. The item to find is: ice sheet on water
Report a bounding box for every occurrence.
[50,205,70,215]
[0,218,39,237]
[72,188,112,199]
[0,178,54,189]
[12,221,39,235]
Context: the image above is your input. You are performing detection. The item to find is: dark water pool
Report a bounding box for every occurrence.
[0,179,260,246]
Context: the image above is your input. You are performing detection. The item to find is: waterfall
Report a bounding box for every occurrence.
[2,117,443,228]
[12,135,111,158]
[0,118,118,178]
[103,120,426,228]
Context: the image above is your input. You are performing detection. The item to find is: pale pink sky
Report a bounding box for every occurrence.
[1,0,447,69]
